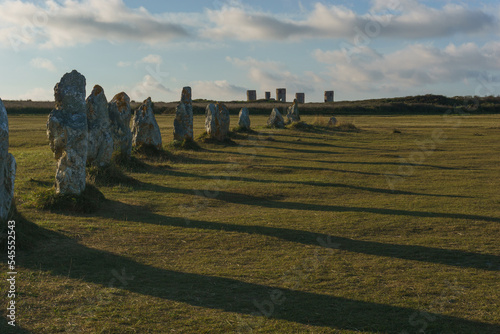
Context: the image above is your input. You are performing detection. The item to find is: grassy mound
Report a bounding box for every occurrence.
[232,126,257,134]
[133,144,172,162]
[169,138,201,151]
[196,131,238,145]
[33,184,106,213]
[111,151,147,171]
[312,117,360,132]
[287,121,314,130]
[86,164,135,186]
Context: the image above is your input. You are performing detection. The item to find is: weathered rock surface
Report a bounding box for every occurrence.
[108,92,132,157]
[173,87,194,141]
[205,103,230,141]
[328,117,337,127]
[86,85,113,167]
[132,97,162,149]
[238,107,251,130]
[286,99,300,123]
[267,108,285,128]
[47,70,88,195]
[0,99,16,221]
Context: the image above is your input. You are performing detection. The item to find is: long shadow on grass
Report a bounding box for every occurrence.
[0,318,33,334]
[97,200,500,272]
[132,181,500,224]
[14,218,500,333]
[161,170,470,198]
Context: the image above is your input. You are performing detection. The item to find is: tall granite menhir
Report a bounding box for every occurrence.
[86,85,113,167]
[47,70,88,195]
[132,97,162,150]
[108,92,132,158]
[205,103,230,141]
[0,99,16,221]
[173,87,194,141]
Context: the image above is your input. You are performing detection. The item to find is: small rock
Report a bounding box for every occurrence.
[86,85,113,167]
[286,99,300,123]
[174,87,194,141]
[0,98,16,220]
[108,92,132,157]
[132,97,162,150]
[238,107,251,130]
[267,108,285,128]
[47,70,88,195]
[205,103,230,141]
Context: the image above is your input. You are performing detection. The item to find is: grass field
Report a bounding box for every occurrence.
[1,112,500,333]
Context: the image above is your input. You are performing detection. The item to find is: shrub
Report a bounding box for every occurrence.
[33,184,105,213]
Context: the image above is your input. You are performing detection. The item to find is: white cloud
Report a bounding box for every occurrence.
[191,80,247,101]
[313,41,500,95]
[117,61,132,67]
[139,54,163,65]
[228,56,316,95]
[202,2,496,41]
[17,87,53,101]
[129,75,173,101]
[30,57,56,71]
[0,0,190,49]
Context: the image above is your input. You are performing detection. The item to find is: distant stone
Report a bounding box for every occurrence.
[286,99,300,123]
[328,117,337,127]
[132,97,162,150]
[267,108,285,128]
[173,87,194,141]
[205,103,230,141]
[0,99,16,221]
[238,107,251,130]
[86,85,113,167]
[47,70,88,195]
[108,92,132,157]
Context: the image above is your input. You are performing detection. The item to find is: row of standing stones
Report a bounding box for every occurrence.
[1,69,336,210]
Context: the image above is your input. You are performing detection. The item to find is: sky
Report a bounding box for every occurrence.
[0,0,499,102]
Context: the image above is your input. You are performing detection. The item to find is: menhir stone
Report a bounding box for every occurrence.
[132,97,162,150]
[267,108,285,128]
[0,99,16,221]
[328,117,337,127]
[108,92,132,157]
[205,103,230,141]
[286,99,300,123]
[46,70,88,195]
[173,87,193,141]
[238,107,251,130]
[86,85,113,167]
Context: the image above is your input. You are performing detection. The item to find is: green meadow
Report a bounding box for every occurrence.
[1,112,500,333]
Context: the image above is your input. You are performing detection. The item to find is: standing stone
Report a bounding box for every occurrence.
[86,85,113,167]
[132,97,162,150]
[108,92,132,157]
[325,91,334,103]
[0,99,16,221]
[174,87,194,141]
[265,92,271,100]
[286,99,300,123]
[267,108,285,128]
[328,117,338,126]
[238,108,251,130]
[205,103,230,141]
[276,88,286,102]
[247,90,257,101]
[47,70,88,195]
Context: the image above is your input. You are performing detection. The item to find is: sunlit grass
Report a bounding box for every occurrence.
[1,113,499,333]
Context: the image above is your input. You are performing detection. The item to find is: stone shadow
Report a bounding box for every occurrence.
[12,216,500,333]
